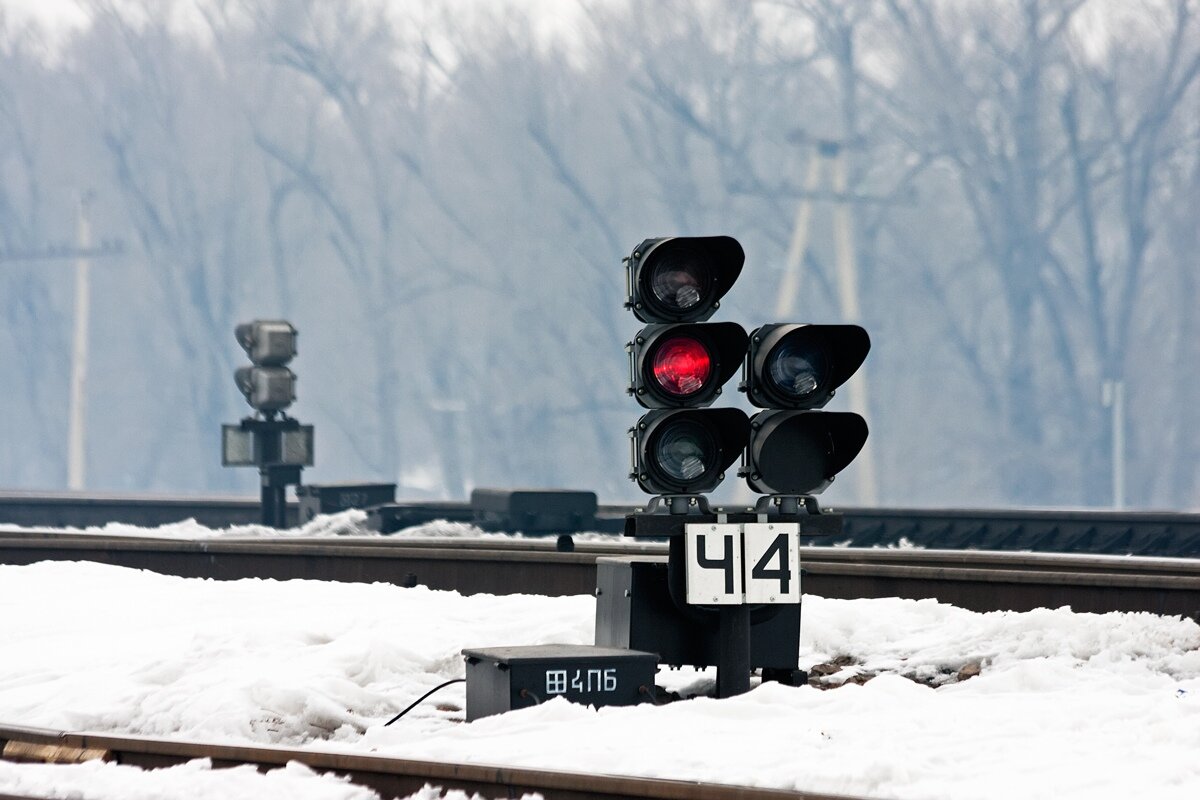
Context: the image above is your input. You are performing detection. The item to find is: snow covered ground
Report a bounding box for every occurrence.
[0,508,621,542]
[1,557,1198,799]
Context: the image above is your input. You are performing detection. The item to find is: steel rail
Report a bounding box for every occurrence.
[1,491,1198,556]
[0,532,1197,618]
[0,723,865,800]
[0,490,275,528]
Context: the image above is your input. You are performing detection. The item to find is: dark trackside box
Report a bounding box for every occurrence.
[462,644,658,720]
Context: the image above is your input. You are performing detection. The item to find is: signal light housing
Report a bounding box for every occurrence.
[224,318,311,529]
[236,320,297,367]
[631,408,750,495]
[235,365,296,413]
[625,236,745,323]
[743,324,870,410]
[628,322,749,408]
[234,319,300,414]
[740,410,868,496]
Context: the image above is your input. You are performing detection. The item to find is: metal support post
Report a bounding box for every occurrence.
[257,421,282,527]
[658,497,757,700]
[225,418,306,528]
[716,605,752,698]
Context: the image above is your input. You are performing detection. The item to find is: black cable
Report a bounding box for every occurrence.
[638,684,669,705]
[383,678,466,726]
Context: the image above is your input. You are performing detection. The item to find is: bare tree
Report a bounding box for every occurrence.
[75,0,266,488]
[0,18,90,485]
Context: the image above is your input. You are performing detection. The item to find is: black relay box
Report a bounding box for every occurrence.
[462,644,659,721]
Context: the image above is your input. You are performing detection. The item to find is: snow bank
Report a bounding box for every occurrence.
[1,561,1197,799]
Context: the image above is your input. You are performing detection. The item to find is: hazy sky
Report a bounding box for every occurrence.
[3,0,89,29]
[1,0,608,60]
[0,0,597,29]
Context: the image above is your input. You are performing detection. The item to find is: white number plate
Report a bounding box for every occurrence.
[684,523,801,605]
[743,523,800,604]
[684,523,743,605]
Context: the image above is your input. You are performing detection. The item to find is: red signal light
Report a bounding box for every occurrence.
[652,336,713,397]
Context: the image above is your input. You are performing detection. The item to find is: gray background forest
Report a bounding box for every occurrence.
[0,0,1196,509]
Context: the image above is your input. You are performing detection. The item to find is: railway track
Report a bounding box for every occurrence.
[1,490,1198,556]
[0,723,865,800]
[2,531,1198,618]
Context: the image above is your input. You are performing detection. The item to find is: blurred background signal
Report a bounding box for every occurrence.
[233,320,299,414]
[222,320,313,527]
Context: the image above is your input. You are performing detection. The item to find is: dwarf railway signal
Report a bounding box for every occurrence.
[613,236,873,702]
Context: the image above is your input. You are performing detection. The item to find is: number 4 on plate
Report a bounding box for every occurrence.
[743,523,801,604]
[684,524,744,605]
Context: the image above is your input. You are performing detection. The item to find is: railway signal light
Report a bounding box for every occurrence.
[236,320,297,365]
[631,408,750,495]
[741,410,867,495]
[625,236,744,323]
[743,324,869,410]
[234,366,296,413]
[234,320,297,415]
[628,322,748,408]
[617,239,874,702]
[740,324,870,496]
[624,236,750,499]
[223,319,312,528]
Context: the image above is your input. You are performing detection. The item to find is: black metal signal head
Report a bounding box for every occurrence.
[740,410,868,496]
[628,322,749,409]
[630,408,751,495]
[742,324,870,409]
[624,236,745,323]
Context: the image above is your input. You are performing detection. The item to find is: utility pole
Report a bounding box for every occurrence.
[1102,380,1126,509]
[68,194,93,490]
[0,192,124,490]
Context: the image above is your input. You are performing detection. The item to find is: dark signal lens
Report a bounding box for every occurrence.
[652,337,713,397]
[627,236,743,323]
[654,420,718,482]
[633,408,751,495]
[767,340,828,402]
[649,251,712,312]
[756,419,830,494]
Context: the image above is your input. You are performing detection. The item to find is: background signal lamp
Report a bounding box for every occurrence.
[741,410,867,495]
[236,320,297,366]
[234,366,296,412]
[234,320,298,414]
[625,236,744,323]
[743,324,869,409]
[631,408,750,495]
[628,322,748,408]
